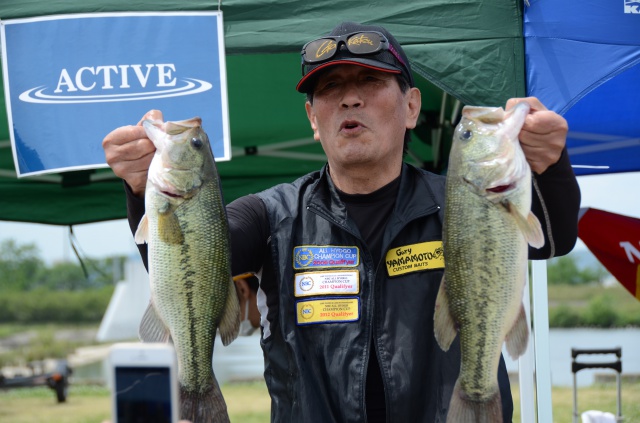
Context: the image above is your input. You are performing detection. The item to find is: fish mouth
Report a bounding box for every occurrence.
[160,190,184,199]
[486,184,514,193]
[463,178,516,195]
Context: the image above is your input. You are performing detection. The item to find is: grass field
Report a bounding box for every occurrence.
[0,382,271,423]
[1,380,638,423]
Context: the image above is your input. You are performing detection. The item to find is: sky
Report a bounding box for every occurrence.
[0,171,639,265]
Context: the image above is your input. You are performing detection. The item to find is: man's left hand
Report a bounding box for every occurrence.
[506,97,567,174]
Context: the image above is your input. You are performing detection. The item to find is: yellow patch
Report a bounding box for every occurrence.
[296,298,359,325]
[385,241,445,276]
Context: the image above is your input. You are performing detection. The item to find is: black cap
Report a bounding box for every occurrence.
[296,22,414,93]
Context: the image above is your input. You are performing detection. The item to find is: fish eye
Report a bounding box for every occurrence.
[191,137,203,149]
[460,130,473,141]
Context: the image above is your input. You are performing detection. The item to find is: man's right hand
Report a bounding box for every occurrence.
[102,109,163,197]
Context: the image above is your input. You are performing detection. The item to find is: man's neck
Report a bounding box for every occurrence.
[328,161,402,195]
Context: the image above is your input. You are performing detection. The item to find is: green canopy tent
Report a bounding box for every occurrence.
[0,0,526,225]
[3,2,561,421]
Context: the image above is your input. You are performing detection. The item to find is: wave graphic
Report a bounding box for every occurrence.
[18,78,212,104]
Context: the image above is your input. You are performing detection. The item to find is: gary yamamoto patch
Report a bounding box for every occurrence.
[385,241,445,276]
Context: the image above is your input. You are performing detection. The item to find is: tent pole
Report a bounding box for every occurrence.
[519,269,537,423]
[532,260,554,422]
[433,92,448,169]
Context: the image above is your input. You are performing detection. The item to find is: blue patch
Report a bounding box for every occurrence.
[293,245,359,269]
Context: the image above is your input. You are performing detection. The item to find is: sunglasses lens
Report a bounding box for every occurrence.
[304,39,338,63]
[346,32,384,55]
[302,32,387,65]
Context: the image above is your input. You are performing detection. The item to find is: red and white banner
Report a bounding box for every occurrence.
[578,208,640,301]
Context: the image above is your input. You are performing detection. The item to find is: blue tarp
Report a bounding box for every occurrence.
[524,0,640,176]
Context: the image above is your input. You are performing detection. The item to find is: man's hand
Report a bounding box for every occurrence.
[102,110,164,196]
[506,97,567,174]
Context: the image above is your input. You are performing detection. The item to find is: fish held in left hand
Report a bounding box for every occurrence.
[434,103,544,422]
[134,117,240,423]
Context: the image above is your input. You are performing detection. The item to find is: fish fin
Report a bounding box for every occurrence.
[134,214,149,244]
[218,277,241,346]
[138,302,170,343]
[180,375,230,423]
[506,303,530,360]
[446,380,503,423]
[434,275,457,351]
[158,211,184,245]
[502,200,545,249]
[524,211,545,249]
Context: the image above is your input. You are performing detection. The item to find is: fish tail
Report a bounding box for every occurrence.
[446,380,503,423]
[180,377,230,423]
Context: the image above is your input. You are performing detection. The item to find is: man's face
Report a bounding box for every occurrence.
[305,65,420,176]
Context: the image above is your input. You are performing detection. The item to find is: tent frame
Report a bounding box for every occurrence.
[519,260,553,422]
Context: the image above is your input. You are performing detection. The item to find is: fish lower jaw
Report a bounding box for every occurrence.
[160,190,185,199]
[486,183,514,194]
[462,178,514,196]
[150,181,188,199]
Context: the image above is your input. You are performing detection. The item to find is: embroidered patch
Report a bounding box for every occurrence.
[296,297,360,325]
[294,270,359,297]
[293,245,359,269]
[385,241,445,276]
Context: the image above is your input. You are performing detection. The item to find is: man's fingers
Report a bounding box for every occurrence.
[520,110,568,136]
[103,125,148,147]
[115,138,156,161]
[103,132,155,163]
[505,97,567,174]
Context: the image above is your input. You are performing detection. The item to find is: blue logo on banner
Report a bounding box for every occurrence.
[1,12,230,176]
[293,246,360,269]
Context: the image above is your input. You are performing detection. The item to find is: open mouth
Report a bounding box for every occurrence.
[486,184,513,193]
[160,190,183,198]
[341,120,362,131]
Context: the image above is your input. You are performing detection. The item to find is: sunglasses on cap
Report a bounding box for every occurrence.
[301,31,408,69]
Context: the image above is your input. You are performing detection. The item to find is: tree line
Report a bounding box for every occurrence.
[1,239,609,292]
[0,239,123,323]
[0,239,124,292]
[3,239,633,326]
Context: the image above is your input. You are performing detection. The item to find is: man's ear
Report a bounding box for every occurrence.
[405,87,421,130]
[305,101,321,141]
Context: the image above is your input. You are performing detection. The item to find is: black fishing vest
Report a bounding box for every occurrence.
[256,163,512,422]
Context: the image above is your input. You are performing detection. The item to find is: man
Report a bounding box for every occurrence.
[103,21,580,423]
[234,273,260,336]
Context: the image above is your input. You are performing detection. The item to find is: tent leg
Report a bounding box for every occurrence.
[519,270,537,423]
[532,260,554,422]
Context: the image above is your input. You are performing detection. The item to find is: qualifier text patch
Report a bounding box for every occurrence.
[294,270,360,297]
[296,297,360,325]
[293,245,359,269]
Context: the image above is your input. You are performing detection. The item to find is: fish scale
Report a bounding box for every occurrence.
[136,117,240,423]
[434,103,544,422]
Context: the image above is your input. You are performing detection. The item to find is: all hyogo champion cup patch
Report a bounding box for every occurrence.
[293,245,359,269]
[385,241,445,276]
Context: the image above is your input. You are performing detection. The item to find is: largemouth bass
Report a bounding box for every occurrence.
[134,117,240,423]
[434,103,544,422]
